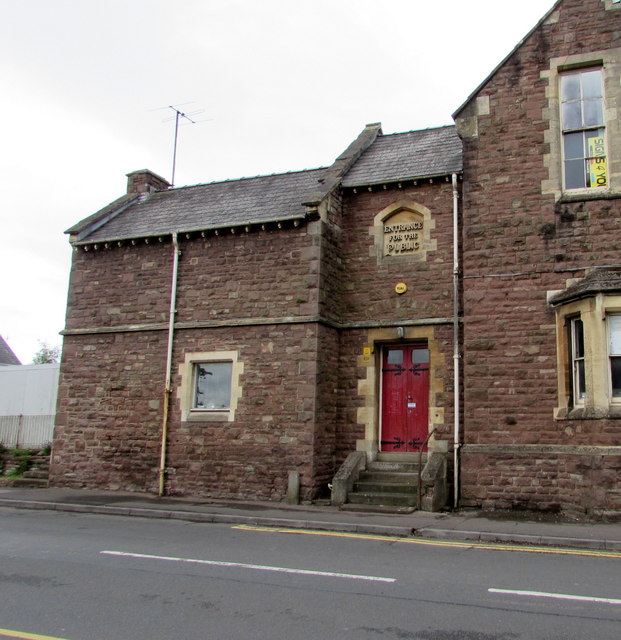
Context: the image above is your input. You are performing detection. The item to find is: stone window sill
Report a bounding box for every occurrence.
[558,190,621,204]
[555,405,621,420]
[185,410,231,422]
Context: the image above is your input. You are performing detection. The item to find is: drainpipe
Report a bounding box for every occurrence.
[159,232,180,496]
[452,173,461,509]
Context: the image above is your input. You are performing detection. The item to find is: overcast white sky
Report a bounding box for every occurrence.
[1,0,555,364]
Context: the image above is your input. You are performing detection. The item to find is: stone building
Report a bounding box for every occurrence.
[52,0,621,517]
[455,0,621,517]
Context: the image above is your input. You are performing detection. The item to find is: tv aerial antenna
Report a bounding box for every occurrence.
[152,102,209,186]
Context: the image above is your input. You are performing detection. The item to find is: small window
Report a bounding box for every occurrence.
[608,315,621,398]
[177,350,243,422]
[561,69,607,190]
[193,361,232,410]
[569,317,586,405]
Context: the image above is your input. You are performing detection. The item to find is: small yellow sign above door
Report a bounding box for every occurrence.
[395,282,408,295]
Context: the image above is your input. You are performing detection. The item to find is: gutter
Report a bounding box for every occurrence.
[159,232,180,496]
[70,214,310,248]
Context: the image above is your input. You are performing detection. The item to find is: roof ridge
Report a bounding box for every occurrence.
[166,166,328,192]
[376,124,456,138]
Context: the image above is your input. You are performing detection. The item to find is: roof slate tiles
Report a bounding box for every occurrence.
[71,125,463,244]
[549,268,621,306]
[0,335,21,365]
[79,168,328,243]
[342,126,462,187]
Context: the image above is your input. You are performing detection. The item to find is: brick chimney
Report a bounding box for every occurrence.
[126,169,171,194]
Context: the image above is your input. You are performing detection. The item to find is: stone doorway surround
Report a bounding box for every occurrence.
[355,326,448,461]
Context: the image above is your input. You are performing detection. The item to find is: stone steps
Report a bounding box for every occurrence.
[3,452,50,488]
[344,453,425,512]
[339,503,416,514]
[11,476,49,488]
[347,491,418,508]
[22,469,49,480]
[354,480,418,494]
[366,463,421,474]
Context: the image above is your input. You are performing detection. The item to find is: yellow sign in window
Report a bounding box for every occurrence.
[588,137,607,188]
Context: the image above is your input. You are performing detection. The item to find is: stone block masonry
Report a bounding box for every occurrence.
[456,0,621,515]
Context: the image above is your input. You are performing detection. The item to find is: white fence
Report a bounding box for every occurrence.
[0,364,59,449]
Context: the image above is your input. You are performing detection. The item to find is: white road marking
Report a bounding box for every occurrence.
[489,588,621,605]
[101,550,396,583]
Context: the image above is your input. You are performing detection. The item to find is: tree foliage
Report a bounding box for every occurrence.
[32,341,61,364]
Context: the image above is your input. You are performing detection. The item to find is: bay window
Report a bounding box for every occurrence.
[551,271,621,418]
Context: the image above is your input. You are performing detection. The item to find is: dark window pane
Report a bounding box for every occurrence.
[609,316,621,355]
[563,132,584,159]
[573,318,584,357]
[561,74,581,101]
[562,101,582,130]
[565,159,586,189]
[577,360,586,399]
[611,357,621,398]
[582,69,603,99]
[412,349,430,364]
[584,98,604,127]
[194,362,232,409]
[387,349,404,365]
[570,318,586,404]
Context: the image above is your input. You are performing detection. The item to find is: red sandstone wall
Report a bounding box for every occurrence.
[341,183,456,322]
[53,223,330,499]
[52,332,165,491]
[461,0,621,446]
[461,451,621,518]
[458,0,621,513]
[165,325,321,500]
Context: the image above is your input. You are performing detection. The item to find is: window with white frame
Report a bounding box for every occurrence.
[608,315,621,399]
[569,316,586,405]
[543,49,621,202]
[561,68,607,190]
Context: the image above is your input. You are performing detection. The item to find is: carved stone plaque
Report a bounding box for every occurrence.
[382,210,424,256]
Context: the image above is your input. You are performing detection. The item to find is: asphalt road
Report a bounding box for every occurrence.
[0,507,620,640]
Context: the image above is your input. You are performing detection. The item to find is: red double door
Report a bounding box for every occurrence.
[381,345,430,452]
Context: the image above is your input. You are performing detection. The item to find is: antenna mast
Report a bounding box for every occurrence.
[150,102,208,186]
[167,105,200,187]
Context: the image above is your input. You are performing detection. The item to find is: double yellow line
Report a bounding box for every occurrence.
[0,630,74,640]
[233,524,621,559]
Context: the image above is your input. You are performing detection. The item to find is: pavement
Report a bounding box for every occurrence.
[1,486,621,551]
